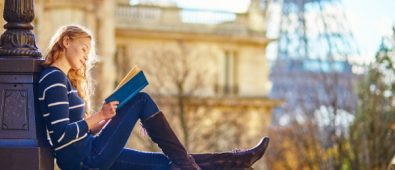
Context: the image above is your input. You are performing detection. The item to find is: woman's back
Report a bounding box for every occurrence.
[37,66,93,168]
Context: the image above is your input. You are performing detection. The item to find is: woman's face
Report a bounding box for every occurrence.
[64,37,91,70]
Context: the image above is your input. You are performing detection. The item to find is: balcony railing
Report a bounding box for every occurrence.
[116,5,162,22]
[115,4,247,25]
[114,4,268,39]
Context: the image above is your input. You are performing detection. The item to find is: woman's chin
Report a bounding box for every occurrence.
[71,65,82,70]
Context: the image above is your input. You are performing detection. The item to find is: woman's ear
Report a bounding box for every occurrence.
[62,36,70,49]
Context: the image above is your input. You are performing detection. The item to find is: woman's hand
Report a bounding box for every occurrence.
[99,101,119,119]
[85,101,119,133]
[90,119,110,135]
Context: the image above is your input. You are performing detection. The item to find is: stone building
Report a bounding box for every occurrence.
[0,0,280,169]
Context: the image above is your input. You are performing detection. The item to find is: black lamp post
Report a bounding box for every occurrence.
[0,0,53,169]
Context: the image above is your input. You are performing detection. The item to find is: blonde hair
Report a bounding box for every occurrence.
[42,25,98,118]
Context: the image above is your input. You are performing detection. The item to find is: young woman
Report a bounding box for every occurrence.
[38,25,270,170]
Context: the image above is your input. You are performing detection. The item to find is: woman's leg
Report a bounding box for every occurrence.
[82,92,163,169]
[141,111,200,169]
[109,148,170,170]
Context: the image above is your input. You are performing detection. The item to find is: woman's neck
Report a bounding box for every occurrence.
[51,57,71,75]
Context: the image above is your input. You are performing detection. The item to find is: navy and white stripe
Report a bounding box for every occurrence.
[38,83,67,101]
[39,70,60,83]
[37,66,89,152]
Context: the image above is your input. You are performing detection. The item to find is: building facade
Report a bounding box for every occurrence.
[0,0,280,169]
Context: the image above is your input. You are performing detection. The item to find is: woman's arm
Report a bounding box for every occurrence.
[39,71,119,149]
[39,71,92,148]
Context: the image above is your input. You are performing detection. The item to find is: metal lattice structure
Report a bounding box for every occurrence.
[270,0,360,125]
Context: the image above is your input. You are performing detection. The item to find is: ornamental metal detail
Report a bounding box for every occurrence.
[1,89,28,130]
[0,0,41,57]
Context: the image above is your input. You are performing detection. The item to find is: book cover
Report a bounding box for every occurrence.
[105,66,149,109]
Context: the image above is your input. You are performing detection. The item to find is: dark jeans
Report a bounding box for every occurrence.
[81,92,170,170]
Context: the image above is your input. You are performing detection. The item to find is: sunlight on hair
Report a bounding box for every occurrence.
[43,25,99,118]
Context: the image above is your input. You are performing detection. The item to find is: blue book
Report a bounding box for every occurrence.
[105,66,148,109]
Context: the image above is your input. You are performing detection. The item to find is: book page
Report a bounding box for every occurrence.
[112,65,141,93]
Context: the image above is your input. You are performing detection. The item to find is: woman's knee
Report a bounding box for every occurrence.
[123,92,151,107]
[136,92,160,117]
[136,92,156,105]
[136,92,151,100]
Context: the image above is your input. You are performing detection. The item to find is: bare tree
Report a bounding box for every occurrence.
[125,40,221,150]
[143,41,213,149]
[268,56,358,170]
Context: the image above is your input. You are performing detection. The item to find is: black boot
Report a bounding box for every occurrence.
[142,111,201,170]
[191,137,270,170]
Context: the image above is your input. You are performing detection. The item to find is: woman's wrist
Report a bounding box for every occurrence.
[85,110,105,131]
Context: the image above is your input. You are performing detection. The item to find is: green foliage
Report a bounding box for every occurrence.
[349,26,395,170]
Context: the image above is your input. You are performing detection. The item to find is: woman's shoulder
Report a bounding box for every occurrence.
[39,66,68,85]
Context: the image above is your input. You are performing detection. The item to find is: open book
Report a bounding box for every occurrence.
[105,66,149,109]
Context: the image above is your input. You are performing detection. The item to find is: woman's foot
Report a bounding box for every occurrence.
[234,137,270,167]
[191,137,270,169]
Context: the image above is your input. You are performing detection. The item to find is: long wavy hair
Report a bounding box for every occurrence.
[42,25,98,118]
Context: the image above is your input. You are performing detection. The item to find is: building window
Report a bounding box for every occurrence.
[114,45,128,87]
[216,50,239,95]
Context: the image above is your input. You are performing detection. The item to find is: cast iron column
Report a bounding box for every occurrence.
[0,0,53,169]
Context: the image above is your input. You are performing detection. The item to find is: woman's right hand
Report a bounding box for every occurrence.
[99,101,119,119]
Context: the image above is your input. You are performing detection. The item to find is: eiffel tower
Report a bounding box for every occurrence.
[270,0,359,125]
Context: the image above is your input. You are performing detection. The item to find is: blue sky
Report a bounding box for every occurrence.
[174,0,395,64]
[342,0,395,63]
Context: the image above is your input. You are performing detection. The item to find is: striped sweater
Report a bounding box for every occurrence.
[38,66,93,168]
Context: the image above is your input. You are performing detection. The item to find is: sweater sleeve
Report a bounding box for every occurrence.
[39,71,89,151]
